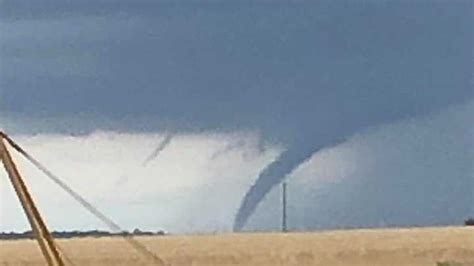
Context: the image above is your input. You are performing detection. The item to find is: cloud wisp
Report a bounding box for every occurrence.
[142,134,174,167]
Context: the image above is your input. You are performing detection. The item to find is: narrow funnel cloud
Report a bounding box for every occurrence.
[234,141,333,231]
[142,134,173,166]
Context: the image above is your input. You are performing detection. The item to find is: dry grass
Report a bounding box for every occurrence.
[0,226,472,266]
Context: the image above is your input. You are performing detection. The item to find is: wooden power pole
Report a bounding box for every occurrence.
[0,132,65,266]
[282,181,287,232]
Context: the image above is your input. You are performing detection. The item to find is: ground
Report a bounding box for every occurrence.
[0,226,472,266]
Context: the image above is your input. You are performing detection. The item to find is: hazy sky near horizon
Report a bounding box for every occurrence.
[0,1,472,232]
[0,101,472,232]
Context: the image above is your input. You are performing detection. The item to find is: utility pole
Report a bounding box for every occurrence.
[282,181,287,232]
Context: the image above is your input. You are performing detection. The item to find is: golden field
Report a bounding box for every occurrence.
[0,226,472,266]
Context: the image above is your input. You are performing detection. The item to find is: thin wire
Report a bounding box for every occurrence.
[1,132,166,266]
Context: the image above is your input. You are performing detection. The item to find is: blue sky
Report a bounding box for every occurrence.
[0,1,472,232]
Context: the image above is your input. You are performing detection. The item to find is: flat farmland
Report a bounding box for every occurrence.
[0,226,472,266]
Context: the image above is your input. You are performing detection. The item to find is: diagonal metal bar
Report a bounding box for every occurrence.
[0,132,166,266]
[0,135,65,266]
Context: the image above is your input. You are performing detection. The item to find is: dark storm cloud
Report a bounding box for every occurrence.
[1,1,472,138]
[1,1,472,230]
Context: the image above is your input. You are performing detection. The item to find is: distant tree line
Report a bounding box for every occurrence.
[465,218,474,226]
[0,229,166,240]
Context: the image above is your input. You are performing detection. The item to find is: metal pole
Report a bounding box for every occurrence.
[282,181,287,232]
[0,134,65,266]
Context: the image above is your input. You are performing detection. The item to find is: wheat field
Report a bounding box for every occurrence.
[0,226,472,266]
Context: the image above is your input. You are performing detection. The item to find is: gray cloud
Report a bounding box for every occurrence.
[0,1,472,232]
[246,101,473,230]
[1,2,472,141]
